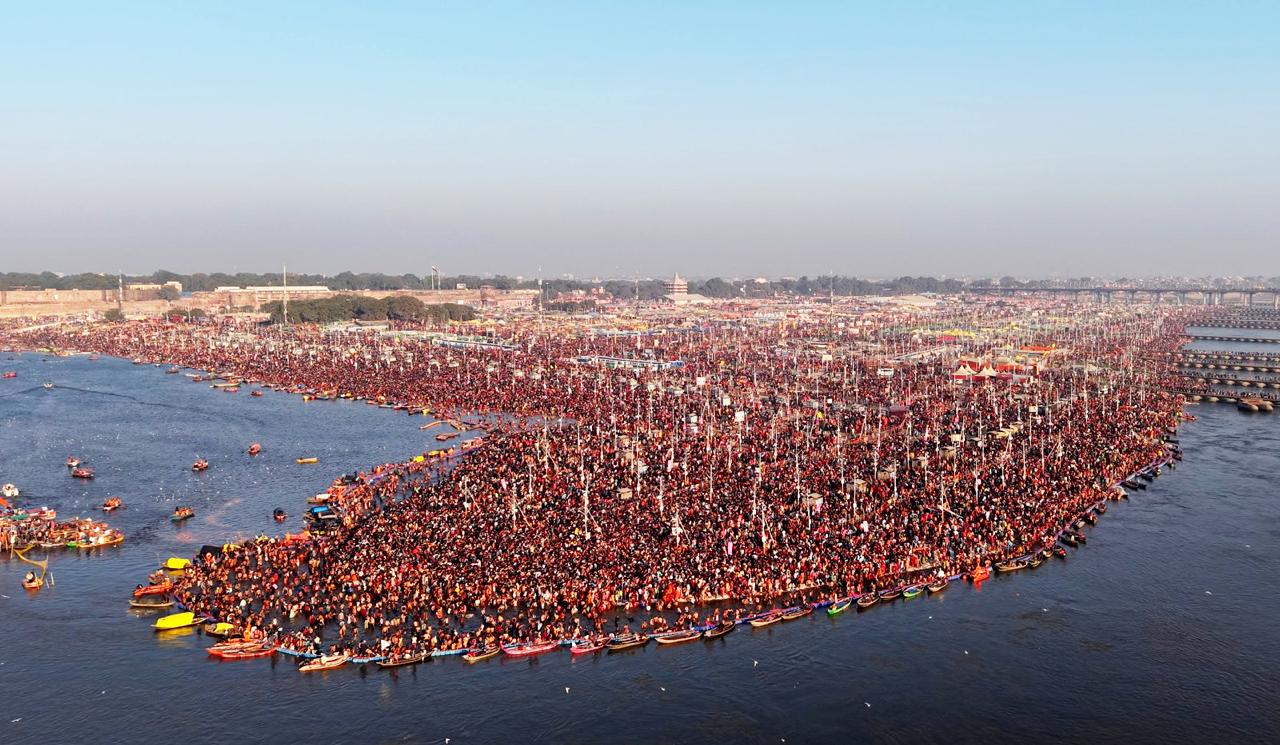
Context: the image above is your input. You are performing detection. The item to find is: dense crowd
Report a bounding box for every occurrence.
[2,303,1198,659]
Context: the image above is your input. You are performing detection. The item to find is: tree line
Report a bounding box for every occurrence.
[5,270,1278,296]
[259,295,476,324]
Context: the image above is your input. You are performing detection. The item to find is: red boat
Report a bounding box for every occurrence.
[569,637,606,655]
[502,640,559,657]
[102,497,123,512]
[66,456,81,468]
[2,371,15,379]
[134,581,173,597]
[71,467,94,479]
[247,443,262,456]
[250,390,263,397]
[192,459,209,472]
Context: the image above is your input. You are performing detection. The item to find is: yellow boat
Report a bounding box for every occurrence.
[153,611,201,631]
[203,621,239,637]
[164,557,191,571]
[296,457,318,465]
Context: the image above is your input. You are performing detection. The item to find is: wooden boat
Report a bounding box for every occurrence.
[994,560,1027,573]
[902,585,924,599]
[376,654,427,668]
[210,645,274,660]
[1096,502,1108,515]
[1027,556,1043,569]
[1052,545,1068,559]
[971,566,991,582]
[827,598,853,615]
[878,588,903,601]
[462,647,500,663]
[71,467,94,479]
[296,457,319,465]
[1072,531,1088,544]
[209,639,269,655]
[606,633,650,651]
[306,493,331,505]
[66,456,81,468]
[250,390,263,397]
[856,594,879,611]
[781,605,813,621]
[1060,532,1078,547]
[22,576,44,590]
[569,637,607,655]
[702,621,736,639]
[87,532,125,548]
[1083,513,1098,526]
[247,443,262,456]
[298,654,349,672]
[154,611,203,631]
[502,640,559,657]
[748,610,783,628]
[102,497,123,512]
[926,579,949,594]
[129,596,174,610]
[652,628,702,645]
[192,459,209,472]
[166,367,180,374]
[170,506,194,522]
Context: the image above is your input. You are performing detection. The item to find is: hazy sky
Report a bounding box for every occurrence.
[2,2,1277,278]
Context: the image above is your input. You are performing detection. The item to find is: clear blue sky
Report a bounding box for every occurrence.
[2,2,1277,278]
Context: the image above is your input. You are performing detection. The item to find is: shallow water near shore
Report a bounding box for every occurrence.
[2,352,1279,744]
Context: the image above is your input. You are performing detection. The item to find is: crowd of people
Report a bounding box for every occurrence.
[2,301,1198,660]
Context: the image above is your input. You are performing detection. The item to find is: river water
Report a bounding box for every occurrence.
[2,350,1279,744]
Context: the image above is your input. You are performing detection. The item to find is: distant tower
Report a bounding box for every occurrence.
[665,272,688,296]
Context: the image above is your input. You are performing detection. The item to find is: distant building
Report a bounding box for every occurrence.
[666,273,689,295]
[661,271,710,305]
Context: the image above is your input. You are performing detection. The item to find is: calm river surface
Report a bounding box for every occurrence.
[2,351,1278,744]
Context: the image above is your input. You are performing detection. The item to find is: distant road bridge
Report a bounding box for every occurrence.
[973,287,1280,307]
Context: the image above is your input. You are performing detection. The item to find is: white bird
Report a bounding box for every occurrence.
[660,687,666,692]
[753,660,758,667]
[565,687,570,694]
[964,650,969,655]
[11,719,21,723]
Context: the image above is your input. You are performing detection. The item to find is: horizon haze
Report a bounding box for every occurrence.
[2,2,1277,278]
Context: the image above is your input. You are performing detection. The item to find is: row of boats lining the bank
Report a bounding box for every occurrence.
[129,447,1180,673]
